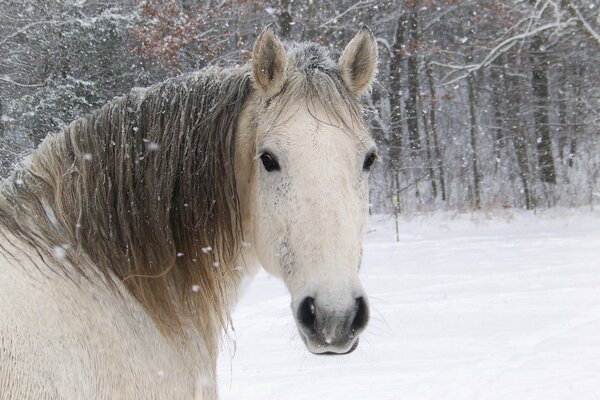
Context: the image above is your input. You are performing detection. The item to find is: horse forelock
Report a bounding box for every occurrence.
[0,66,252,343]
[265,42,369,140]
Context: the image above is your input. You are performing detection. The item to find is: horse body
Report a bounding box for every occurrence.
[0,239,204,399]
[0,26,377,399]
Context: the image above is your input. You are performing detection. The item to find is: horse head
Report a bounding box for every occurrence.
[237,26,378,355]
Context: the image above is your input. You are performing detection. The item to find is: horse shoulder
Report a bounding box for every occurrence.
[0,237,210,399]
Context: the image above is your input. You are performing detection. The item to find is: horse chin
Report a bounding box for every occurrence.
[299,333,360,356]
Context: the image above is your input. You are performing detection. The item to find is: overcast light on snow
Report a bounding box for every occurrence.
[218,209,600,399]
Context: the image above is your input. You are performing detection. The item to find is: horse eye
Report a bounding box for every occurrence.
[363,152,377,171]
[260,152,280,172]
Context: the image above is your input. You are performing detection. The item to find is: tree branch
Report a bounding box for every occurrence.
[0,20,55,47]
[0,76,44,88]
[565,0,600,48]
[318,1,375,29]
[439,20,576,87]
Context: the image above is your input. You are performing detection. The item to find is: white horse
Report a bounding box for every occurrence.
[0,26,378,399]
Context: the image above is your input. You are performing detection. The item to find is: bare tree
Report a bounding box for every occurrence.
[1,0,598,212]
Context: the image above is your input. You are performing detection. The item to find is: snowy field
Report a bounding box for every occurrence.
[217,208,600,400]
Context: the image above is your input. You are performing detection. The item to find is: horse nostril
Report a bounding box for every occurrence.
[351,297,369,333]
[297,296,317,333]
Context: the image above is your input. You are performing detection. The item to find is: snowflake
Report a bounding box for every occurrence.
[53,246,67,259]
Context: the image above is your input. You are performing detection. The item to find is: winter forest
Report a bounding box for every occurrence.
[1,0,599,214]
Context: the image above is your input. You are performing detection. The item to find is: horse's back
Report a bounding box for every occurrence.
[0,237,204,399]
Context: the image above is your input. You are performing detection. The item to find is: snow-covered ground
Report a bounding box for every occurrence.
[217,208,600,399]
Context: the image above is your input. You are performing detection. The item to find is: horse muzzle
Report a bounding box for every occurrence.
[294,295,369,355]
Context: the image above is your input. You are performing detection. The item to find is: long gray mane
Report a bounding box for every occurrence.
[0,66,252,336]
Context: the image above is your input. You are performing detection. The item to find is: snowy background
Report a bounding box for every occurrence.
[1,0,599,212]
[218,210,600,399]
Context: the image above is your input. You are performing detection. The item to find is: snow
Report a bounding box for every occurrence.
[218,209,600,399]
[147,142,160,151]
[52,245,67,259]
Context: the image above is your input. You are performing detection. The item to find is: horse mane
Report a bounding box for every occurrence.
[0,66,252,339]
[0,42,368,344]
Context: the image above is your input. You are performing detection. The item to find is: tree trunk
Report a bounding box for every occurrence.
[557,67,568,163]
[514,126,534,210]
[490,55,505,172]
[530,35,557,184]
[467,72,481,210]
[404,3,420,155]
[277,0,293,39]
[388,13,406,179]
[569,64,584,168]
[421,103,438,200]
[425,60,447,201]
[506,69,533,210]
[367,88,386,146]
[394,172,401,241]
[303,0,320,41]
[0,97,4,137]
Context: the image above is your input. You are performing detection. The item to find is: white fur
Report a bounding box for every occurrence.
[235,93,375,354]
[0,239,209,399]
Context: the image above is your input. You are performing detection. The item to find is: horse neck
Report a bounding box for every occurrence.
[0,69,253,345]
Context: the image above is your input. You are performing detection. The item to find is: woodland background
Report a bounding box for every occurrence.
[1,0,599,213]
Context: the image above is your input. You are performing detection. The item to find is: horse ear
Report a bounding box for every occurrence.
[338,26,378,96]
[252,25,287,97]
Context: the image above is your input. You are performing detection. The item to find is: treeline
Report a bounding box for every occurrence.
[1,0,599,212]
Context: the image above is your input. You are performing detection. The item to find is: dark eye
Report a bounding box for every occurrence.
[363,152,377,171]
[260,152,280,172]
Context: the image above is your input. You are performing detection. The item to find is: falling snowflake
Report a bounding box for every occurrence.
[53,246,67,259]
